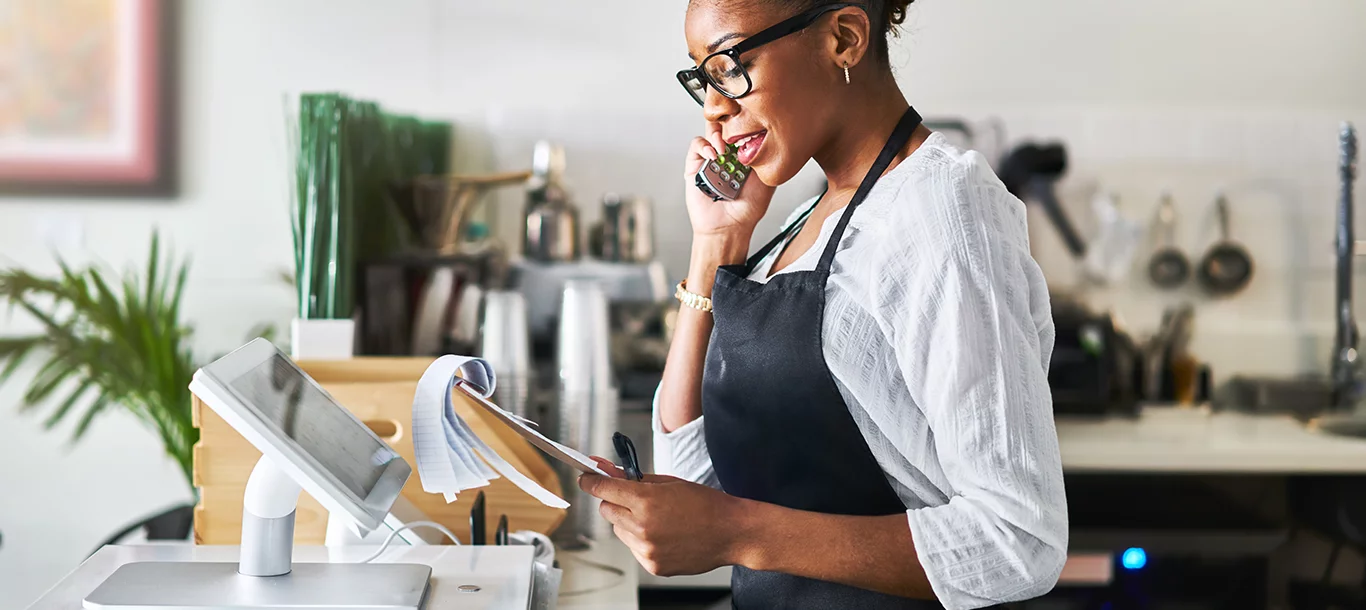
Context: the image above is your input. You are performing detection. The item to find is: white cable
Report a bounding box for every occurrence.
[358,520,461,564]
[558,554,627,597]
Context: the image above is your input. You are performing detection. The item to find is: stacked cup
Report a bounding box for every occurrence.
[479,291,534,420]
[553,280,619,546]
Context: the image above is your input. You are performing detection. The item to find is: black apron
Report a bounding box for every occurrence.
[702,107,944,609]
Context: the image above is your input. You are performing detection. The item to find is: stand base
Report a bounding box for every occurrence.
[83,562,431,610]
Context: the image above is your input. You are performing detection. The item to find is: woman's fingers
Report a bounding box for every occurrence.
[589,455,628,479]
[684,123,725,180]
[600,501,649,539]
[613,524,650,556]
[598,499,635,527]
[685,136,717,180]
[692,136,717,161]
[640,473,682,484]
[706,122,727,157]
[614,524,670,576]
[589,455,670,483]
[579,473,645,508]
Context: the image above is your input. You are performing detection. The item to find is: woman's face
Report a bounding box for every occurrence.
[684,1,841,187]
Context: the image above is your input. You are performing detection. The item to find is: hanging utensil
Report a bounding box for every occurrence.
[1332,123,1361,411]
[1000,142,1087,258]
[1082,191,1141,285]
[1147,193,1190,289]
[1197,193,1254,296]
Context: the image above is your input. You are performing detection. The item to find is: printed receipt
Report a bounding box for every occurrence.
[411,355,603,509]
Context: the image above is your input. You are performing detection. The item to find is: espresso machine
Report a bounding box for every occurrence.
[509,142,672,362]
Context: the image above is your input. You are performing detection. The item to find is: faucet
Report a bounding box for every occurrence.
[1331,123,1359,411]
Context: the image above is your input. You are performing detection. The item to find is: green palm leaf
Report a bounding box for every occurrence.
[0,337,42,379]
[74,396,115,442]
[44,377,96,430]
[0,231,199,489]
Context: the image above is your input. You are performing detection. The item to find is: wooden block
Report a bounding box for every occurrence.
[295,358,438,384]
[192,358,567,546]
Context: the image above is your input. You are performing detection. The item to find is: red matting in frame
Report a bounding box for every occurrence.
[0,0,176,196]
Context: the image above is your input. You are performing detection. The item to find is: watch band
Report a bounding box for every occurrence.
[675,280,713,312]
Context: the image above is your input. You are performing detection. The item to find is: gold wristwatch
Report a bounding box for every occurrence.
[675,280,713,313]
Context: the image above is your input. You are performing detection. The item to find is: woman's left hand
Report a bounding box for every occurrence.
[579,458,751,576]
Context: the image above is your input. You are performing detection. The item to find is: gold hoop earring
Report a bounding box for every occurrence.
[843,62,850,85]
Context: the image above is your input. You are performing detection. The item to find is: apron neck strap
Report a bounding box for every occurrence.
[815,106,923,273]
[744,188,825,270]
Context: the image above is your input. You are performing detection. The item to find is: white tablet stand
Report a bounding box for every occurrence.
[82,339,434,610]
[239,455,305,577]
[82,455,432,610]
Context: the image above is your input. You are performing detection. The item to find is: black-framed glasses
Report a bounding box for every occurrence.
[677,2,860,106]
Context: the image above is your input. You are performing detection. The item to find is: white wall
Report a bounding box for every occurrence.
[2,1,1364,605]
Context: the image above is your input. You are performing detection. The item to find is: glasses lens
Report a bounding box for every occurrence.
[680,71,707,105]
[703,53,748,97]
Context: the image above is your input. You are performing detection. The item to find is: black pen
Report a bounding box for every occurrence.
[613,432,643,481]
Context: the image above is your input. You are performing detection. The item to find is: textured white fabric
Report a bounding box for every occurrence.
[652,133,1068,609]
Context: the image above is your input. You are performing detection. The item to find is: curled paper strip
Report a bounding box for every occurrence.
[412,355,570,508]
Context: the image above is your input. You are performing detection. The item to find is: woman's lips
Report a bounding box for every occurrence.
[734,131,766,166]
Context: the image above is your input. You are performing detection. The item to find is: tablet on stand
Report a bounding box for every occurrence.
[83,339,432,609]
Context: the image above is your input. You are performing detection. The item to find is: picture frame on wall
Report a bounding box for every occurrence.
[0,0,178,197]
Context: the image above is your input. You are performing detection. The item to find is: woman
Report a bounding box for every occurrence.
[579,1,1068,608]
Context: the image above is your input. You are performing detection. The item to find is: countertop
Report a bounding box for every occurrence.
[622,404,1366,478]
[1056,406,1366,473]
[27,542,640,610]
[35,408,1366,607]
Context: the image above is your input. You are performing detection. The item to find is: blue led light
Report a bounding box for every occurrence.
[1121,547,1147,570]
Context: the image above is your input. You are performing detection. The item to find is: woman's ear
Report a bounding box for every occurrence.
[826,7,872,70]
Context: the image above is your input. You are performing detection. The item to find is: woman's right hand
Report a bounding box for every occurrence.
[683,124,776,241]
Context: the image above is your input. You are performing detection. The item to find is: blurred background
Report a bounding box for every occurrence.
[2,1,1365,608]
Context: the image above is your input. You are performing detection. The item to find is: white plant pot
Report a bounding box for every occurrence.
[290,318,355,360]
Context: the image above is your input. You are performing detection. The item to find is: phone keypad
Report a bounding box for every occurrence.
[696,144,751,201]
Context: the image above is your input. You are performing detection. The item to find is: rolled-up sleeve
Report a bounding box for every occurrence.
[885,193,1067,606]
[650,384,720,488]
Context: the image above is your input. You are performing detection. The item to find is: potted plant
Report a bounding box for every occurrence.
[0,233,265,545]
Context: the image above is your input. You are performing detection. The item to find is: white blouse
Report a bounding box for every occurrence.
[652,133,1068,609]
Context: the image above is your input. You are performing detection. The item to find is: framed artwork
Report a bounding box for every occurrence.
[0,0,177,196]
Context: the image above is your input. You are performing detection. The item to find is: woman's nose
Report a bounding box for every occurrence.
[702,88,737,124]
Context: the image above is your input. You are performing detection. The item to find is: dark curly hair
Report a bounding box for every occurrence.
[773,0,914,62]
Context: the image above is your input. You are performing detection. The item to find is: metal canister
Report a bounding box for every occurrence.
[600,194,655,263]
[522,141,580,262]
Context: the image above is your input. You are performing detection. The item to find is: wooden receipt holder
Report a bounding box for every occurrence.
[191,357,566,545]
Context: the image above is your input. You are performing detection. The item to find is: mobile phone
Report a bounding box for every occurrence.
[695,143,751,201]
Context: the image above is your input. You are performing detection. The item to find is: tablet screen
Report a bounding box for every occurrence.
[228,353,400,500]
